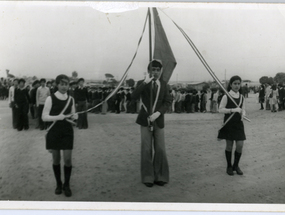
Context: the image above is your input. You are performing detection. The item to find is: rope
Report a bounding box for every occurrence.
[76,10,149,115]
[158,8,250,122]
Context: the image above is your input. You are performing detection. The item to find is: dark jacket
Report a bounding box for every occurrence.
[30,87,38,105]
[74,87,89,104]
[15,88,30,105]
[131,79,171,129]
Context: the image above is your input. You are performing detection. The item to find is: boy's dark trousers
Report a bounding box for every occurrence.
[175,101,181,113]
[30,104,35,118]
[38,104,46,129]
[76,101,88,129]
[12,105,18,129]
[16,102,29,130]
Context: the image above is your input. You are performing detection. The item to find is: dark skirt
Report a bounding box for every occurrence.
[218,120,246,141]
[46,120,74,150]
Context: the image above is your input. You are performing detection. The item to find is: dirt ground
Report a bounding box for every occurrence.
[0,93,284,203]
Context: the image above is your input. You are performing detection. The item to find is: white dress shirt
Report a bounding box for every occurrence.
[36,86,50,106]
[8,86,15,104]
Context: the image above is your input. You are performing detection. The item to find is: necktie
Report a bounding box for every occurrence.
[153,81,157,96]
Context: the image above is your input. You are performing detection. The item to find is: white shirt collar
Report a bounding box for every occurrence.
[55,91,68,100]
[229,90,240,98]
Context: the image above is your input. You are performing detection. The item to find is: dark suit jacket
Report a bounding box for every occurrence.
[131,79,171,129]
[74,87,89,104]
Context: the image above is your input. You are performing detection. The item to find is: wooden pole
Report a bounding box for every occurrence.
[148,8,153,116]
[148,8,154,131]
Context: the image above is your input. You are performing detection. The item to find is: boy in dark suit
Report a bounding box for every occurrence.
[74,78,89,129]
[14,78,30,131]
[131,60,171,188]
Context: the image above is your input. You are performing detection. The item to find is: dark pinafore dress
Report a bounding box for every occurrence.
[217,95,246,141]
[46,94,74,150]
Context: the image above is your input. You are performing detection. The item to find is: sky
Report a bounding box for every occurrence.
[1,2,285,82]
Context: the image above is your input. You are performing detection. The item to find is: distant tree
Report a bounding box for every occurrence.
[268,77,274,85]
[103,80,107,85]
[243,80,251,83]
[72,71,78,79]
[274,72,285,84]
[126,78,135,87]
[32,76,37,80]
[105,73,114,80]
[259,76,269,84]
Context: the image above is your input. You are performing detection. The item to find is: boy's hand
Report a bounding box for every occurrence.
[144,75,154,84]
[149,111,161,122]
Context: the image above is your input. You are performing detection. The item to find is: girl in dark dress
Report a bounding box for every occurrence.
[42,75,78,197]
[218,76,246,176]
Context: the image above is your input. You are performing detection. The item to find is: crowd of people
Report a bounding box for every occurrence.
[0,78,12,100]
[3,75,249,133]
[258,83,285,112]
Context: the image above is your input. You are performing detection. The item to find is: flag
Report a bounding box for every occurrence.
[152,7,177,83]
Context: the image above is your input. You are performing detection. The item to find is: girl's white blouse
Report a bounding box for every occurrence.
[42,91,77,122]
[219,90,246,114]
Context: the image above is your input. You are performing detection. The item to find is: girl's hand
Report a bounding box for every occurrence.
[232,107,242,113]
[71,113,78,120]
[58,114,66,120]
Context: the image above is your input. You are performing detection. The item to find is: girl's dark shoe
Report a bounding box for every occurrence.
[226,167,234,176]
[233,151,243,175]
[233,166,243,175]
[63,184,72,197]
[144,183,153,188]
[154,181,167,186]
[55,183,62,195]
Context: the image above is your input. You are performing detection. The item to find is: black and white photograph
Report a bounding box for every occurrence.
[0,1,285,211]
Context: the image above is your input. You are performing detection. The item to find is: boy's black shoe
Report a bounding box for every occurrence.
[154,181,167,186]
[55,183,62,195]
[63,184,72,197]
[144,183,153,188]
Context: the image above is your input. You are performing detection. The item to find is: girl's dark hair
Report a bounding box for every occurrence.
[227,75,242,93]
[55,74,69,85]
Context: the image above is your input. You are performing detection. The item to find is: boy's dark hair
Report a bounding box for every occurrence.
[19,78,26,84]
[13,78,19,83]
[55,74,70,85]
[40,78,46,83]
[32,80,39,87]
[77,78,85,83]
[46,81,51,85]
[227,75,242,93]
[50,80,55,84]
[147,60,163,71]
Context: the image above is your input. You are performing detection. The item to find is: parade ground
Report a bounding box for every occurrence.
[0,93,284,204]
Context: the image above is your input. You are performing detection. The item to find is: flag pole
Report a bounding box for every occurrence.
[148,7,154,131]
